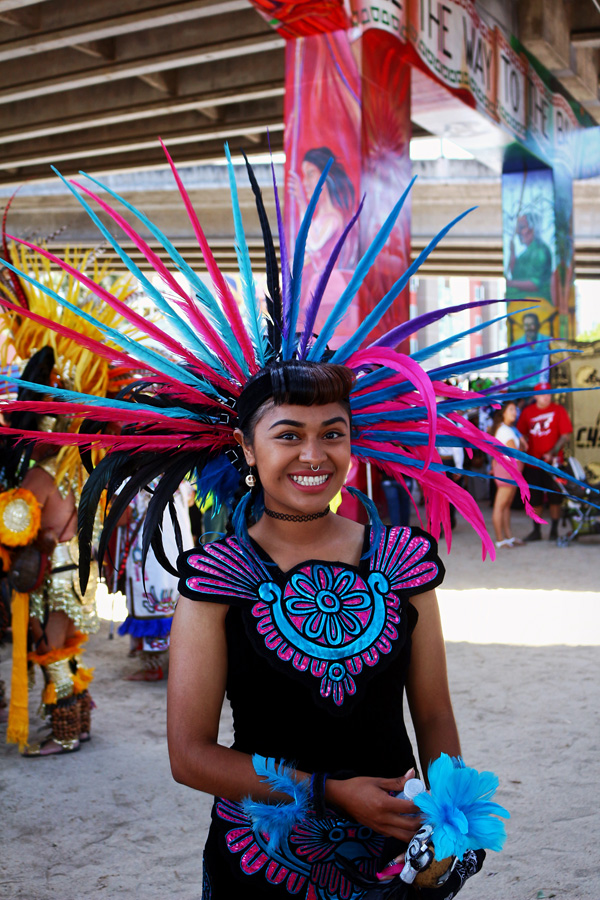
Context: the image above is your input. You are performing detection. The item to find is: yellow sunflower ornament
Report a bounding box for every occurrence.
[0,488,41,547]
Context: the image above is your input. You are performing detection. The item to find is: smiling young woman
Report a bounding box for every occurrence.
[169,360,463,900]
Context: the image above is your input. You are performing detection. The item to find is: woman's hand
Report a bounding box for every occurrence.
[326,771,422,842]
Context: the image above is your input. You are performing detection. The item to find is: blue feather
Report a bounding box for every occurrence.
[345,486,383,558]
[414,754,510,860]
[0,257,219,396]
[232,490,253,547]
[51,169,223,369]
[410,305,541,364]
[224,143,266,366]
[298,197,365,360]
[284,158,334,358]
[308,176,417,362]
[241,755,310,851]
[196,455,240,512]
[76,169,248,374]
[330,205,476,364]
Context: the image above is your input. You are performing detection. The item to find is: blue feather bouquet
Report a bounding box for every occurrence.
[241,755,311,852]
[414,754,510,860]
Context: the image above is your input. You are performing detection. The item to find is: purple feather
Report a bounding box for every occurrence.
[298,197,365,359]
[270,154,292,340]
[370,298,507,350]
[480,345,562,394]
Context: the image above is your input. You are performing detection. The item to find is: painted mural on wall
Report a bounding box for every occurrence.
[284,31,361,348]
[503,167,556,390]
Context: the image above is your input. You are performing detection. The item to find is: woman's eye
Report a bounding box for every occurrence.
[277,432,299,441]
[324,430,345,440]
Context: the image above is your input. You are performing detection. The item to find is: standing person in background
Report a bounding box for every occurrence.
[118,480,194,681]
[517,383,573,541]
[489,401,525,548]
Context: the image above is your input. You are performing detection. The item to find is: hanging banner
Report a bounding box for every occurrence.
[249,0,350,37]
[284,31,362,348]
[251,0,595,173]
[358,26,412,345]
[408,0,497,121]
[555,343,600,477]
[496,29,527,141]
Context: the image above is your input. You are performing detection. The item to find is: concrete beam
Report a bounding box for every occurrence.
[0,31,284,104]
[0,99,284,169]
[0,0,250,62]
[0,131,284,186]
[0,81,285,145]
[517,0,571,72]
[0,0,52,11]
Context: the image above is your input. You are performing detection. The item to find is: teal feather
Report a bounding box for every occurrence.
[51,170,221,369]
[414,754,509,860]
[241,755,310,851]
[0,256,218,396]
[330,205,476,363]
[75,170,247,372]
[0,376,205,421]
[285,158,334,358]
[224,143,266,367]
[308,176,416,362]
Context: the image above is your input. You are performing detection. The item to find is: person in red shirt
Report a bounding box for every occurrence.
[517,382,573,541]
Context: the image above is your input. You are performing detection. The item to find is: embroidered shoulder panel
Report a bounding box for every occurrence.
[179,527,441,712]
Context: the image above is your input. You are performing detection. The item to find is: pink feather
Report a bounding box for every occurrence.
[5,232,225,381]
[69,180,247,384]
[159,138,257,373]
[0,294,222,407]
[348,348,438,471]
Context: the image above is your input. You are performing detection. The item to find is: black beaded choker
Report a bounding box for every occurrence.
[263,506,330,522]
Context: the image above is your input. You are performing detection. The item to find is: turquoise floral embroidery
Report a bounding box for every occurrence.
[285,566,373,647]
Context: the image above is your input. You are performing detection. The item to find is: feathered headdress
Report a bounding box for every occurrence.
[0,223,139,491]
[0,141,593,586]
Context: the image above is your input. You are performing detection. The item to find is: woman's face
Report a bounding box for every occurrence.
[301,160,322,196]
[237,401,351,516]
[503,403,517,425]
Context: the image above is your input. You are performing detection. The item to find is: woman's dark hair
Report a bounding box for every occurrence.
[237,361,354,441]
[303,147,355,214]
[489,400,516,437]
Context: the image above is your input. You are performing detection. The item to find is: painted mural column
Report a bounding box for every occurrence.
[500,40,577,392]
[250,1,413,351]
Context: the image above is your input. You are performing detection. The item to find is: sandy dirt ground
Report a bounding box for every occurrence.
[1,506,599,900]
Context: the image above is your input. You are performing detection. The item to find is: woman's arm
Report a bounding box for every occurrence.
[168,596,421,840]
[168,596,287,801]
[405,589,461,780]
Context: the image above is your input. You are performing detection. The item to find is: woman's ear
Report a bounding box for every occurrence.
[233,428,255,467]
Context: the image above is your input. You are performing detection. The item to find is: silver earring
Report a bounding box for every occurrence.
[310,464,320,472]
[245,468,256,487]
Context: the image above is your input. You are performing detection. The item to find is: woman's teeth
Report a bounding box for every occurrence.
[291,474,329,486]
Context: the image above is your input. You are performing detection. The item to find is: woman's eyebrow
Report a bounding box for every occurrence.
[268,419,303,429]
[268,416,347,430]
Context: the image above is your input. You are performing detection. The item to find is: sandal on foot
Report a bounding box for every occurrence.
[495,539,512,548]
[22,737,80,757]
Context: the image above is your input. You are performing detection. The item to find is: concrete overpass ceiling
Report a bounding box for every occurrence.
[0,1,599,279]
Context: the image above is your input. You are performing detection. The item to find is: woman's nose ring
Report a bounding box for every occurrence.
[310,465,320,472]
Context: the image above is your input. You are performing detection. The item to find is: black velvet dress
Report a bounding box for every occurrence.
[178,525,444,900]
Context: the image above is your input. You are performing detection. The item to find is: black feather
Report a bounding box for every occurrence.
[142,452,201,578]
[77,450,132,590]
[242,151,281,355]
[95,458,162,583]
